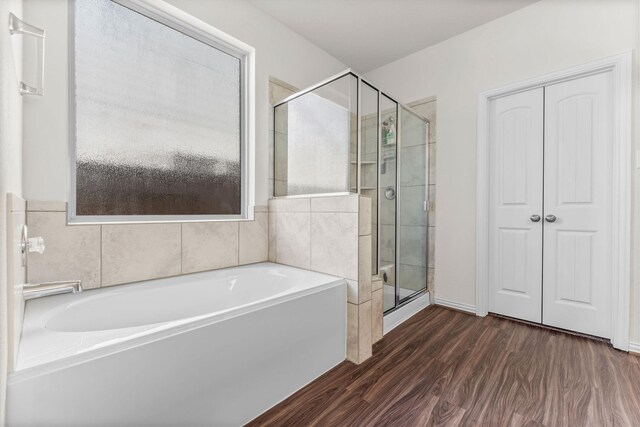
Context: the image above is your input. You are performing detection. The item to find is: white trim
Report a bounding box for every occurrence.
[629,342,640,355]
[475,52,632,351]
[434,298,476,314]
[383,292,429,335]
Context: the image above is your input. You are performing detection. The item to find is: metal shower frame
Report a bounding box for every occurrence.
[273,69,431,315]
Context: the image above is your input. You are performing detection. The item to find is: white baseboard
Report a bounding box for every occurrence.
[434,297,476,314]
[383,292,430,335]
[629,341,640,355]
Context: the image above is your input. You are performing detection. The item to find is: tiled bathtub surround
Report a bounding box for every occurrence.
[269,195,380,363]
[26,202,269,289]
[27,195,380,365]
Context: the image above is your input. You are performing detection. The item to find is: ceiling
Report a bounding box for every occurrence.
[248,0,540,73]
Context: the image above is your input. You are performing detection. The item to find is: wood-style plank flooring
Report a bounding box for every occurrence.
[250,306,640,426]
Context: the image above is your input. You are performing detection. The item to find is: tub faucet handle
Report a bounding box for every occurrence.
[20,225,45,255]
[27,236,45,254]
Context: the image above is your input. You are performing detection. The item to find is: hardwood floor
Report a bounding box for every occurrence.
[249,305,640,426]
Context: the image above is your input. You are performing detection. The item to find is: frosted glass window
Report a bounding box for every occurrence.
[72,0,245,219]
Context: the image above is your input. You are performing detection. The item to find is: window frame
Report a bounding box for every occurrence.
[68,0,255,224]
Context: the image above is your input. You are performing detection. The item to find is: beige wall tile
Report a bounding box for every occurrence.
[269,81,296,105]
[239,213,268,265]
[182,222,239,274]
[412,100,437,143]
[362,163,378,189]
[274,103,288,132]
[400,145,426,187]
[27,211,101,289]
[310,212,358,280]
[274,180,287,197]
[268,179,274,200]
[428,185,436,226]
[428,268,435,293]
[268,210,276,262]
[358,234,372,303]
[358,300,372,363]
[429,143,436,185]
[271,197,310,212]
[275,212,311,269]
[372,288,383,344]
[346,279,358,304]
[274,132,288,181]
[359,196,371,236]
[347,302,359,363]
[268,130,274,179]
[269,104,274,131]
[428,226,436,269]
[253,205,268,213]
[372,276,383,292]
[311,195,359,213]
[102,224,180,286]
[26,200,66,212]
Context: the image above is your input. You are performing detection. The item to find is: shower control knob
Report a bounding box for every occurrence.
[530,214,541,222]
[384,186,396,200]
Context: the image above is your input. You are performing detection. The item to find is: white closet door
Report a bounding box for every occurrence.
[488,88,544,322]
[543,72,613,338]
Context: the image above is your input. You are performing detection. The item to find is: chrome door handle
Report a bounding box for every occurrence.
[530,215,541,222]
[545,214,557,223]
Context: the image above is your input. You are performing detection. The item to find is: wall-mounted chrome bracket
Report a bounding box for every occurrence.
[9,13,45,96]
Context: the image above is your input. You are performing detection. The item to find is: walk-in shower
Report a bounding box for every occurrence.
[272,70,429,314]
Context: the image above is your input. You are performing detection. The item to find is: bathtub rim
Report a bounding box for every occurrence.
[10,263,347,383]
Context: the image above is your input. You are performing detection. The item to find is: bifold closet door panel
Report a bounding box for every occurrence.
[542,72,613,339]
[488,88,544,323]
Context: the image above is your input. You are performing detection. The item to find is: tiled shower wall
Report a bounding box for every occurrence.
[268,195,381,363]
[269,77,298,198]
[409,99,436,294]
[26,202,268,289]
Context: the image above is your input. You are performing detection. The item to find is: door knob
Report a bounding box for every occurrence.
[545,214,557,223]
[530,214,541,222]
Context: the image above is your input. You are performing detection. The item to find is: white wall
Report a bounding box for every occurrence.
[22,0,347,206]
[364,0,640,341]
[0,0,24,423]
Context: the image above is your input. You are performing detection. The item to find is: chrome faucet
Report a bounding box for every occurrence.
[23,280,83,300]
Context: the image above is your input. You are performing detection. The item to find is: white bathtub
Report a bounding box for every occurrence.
[7,262,347,426]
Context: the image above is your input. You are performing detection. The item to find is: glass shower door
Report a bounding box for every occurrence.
[397,107,429,303]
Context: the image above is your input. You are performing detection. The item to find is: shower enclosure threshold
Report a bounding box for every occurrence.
[383,291,430,335]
